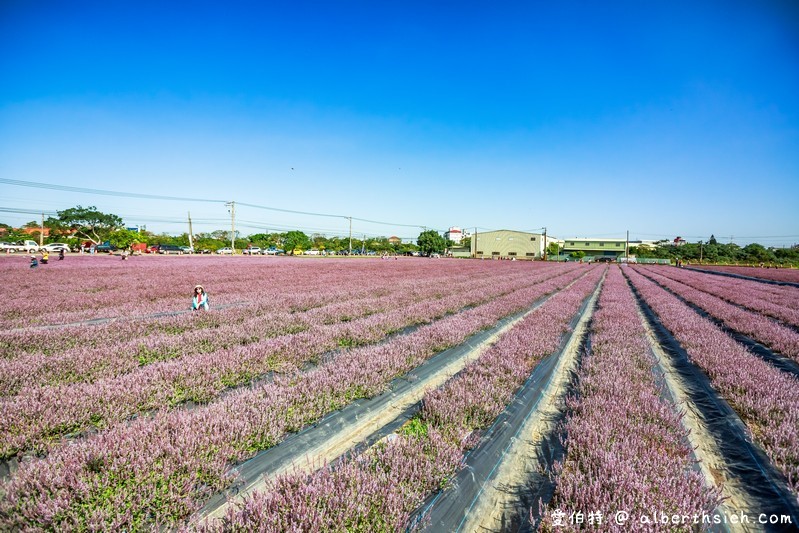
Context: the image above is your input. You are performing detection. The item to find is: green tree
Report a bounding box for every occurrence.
[703,244,720,263]
[283,230,311,254]
[417,230,446,255]
[774,247,799,265]
[742,243,774,263]
[46,205,123,245]
[709,234,718,245]
[311,234,328,252]
[108,229,143,250]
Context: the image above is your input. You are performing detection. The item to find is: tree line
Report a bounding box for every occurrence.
[0,206,456,255]
[6,207,793,263]
[629,235,799,265]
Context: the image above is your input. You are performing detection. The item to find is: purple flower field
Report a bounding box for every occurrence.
[0,256,590,529]
[625,267,799,502]
[2,256,797,530]
[646,265,799,317]
[633,266,799,360]
[693,264,799,284]
[541,267,720,531]
[209,265,606,531]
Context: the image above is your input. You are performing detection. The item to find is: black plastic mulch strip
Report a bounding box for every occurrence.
[637,270,799,379]
[409,281,600,533]
[626,274,799,530]
[684,266,799,289]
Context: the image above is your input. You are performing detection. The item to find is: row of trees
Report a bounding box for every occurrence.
[538,236,797,265]
[2,206,454,255]
[630,235,799,265]
[8,207,794,263]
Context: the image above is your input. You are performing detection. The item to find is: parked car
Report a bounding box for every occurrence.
[264,247,284,255]
[95,242,116,253]
[180,246,194,254]
[197,249,212,254]
[216,247,234,255]
[0,240,40,253]
[594,256,616,263]
[41,243,71,253]
[157,245,184,255]
[242,247,262,255]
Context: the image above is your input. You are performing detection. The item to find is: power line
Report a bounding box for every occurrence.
[0,207,58,216]
[0,178,446,232]
[0,178,223,204]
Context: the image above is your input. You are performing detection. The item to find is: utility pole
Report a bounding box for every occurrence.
[474,227,477,258]
[187,212,194,251]
[543,227,547,261]
[362,234,366,255]
[348,217,353,255]
[40,213,45,246]
[226,201,236,253]
[626,230,629,262]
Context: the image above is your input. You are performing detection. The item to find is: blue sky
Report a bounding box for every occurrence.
[1,1,798,245]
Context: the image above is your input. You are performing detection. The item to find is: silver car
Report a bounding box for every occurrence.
[41,243,71,253]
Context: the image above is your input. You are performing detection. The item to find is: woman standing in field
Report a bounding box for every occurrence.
[192,285,209,311]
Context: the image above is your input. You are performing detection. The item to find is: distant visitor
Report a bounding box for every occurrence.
[192,285,209,311]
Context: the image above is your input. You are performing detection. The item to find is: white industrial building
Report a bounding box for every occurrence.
[445,226,464,244]
[471,229,547,259]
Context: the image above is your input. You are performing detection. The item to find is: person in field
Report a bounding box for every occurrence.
[41,251,49,264]
[59,249,65,260]
[192,285,209,311]
[29,255,38,268]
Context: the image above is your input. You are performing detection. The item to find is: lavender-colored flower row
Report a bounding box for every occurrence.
[639,265,799,327]
[541,266,719,531]
[633,266,799,362]
[4,256,389,327]
[3,256,552,329]
[206,428,465,533]
[204,266,606,531]
[625,267,799,501]
[1,267,546,395]
[0,266,601,530]
[694,264,799,284]
[2,257,525,342]
[1,266,584,459]
[420,267,604,436]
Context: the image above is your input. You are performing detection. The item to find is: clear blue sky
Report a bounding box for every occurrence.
[1,1,798,245]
